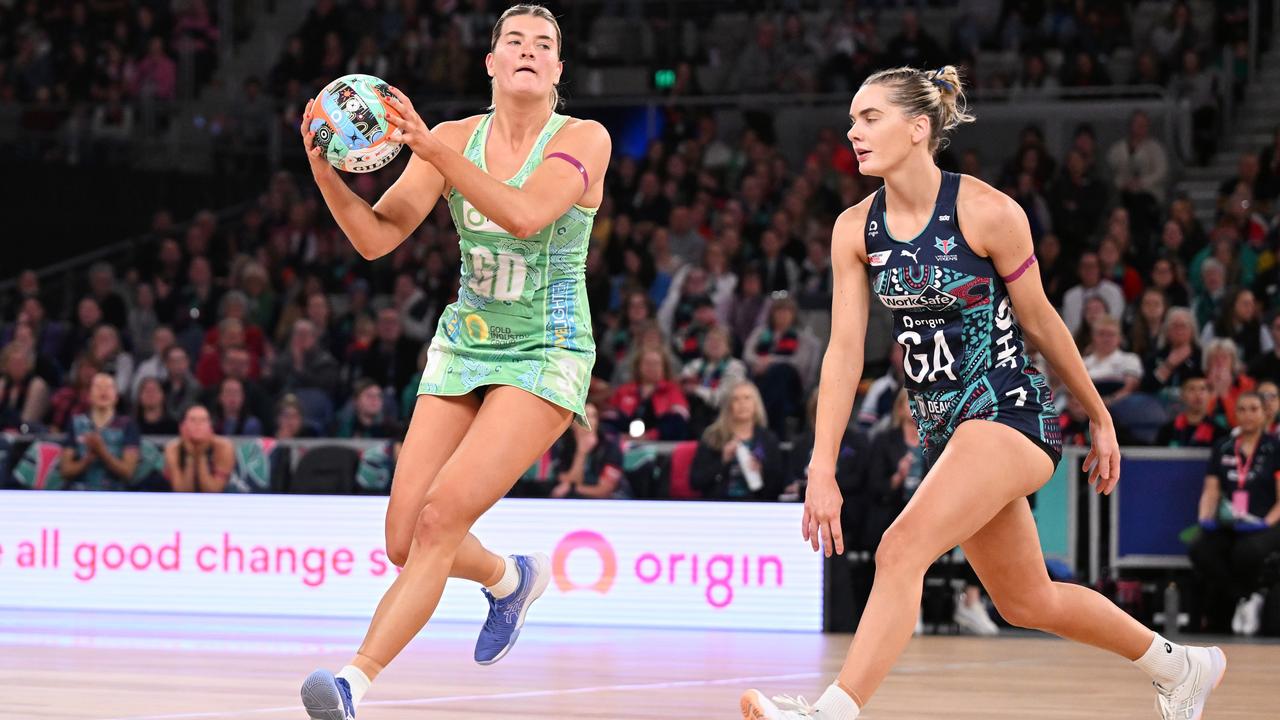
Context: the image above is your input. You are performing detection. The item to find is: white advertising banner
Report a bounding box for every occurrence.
[0,491,823,631]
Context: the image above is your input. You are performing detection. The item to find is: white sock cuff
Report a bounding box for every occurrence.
[815,683,860,719]
[337,665,372,706]
[486,556,520,599]
[1134,634,1187,688]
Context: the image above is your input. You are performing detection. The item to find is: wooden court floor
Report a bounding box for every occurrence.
[1,610,1272,719]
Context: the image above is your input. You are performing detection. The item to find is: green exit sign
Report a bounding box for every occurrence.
[654,69,675,89]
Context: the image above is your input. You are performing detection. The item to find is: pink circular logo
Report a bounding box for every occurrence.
[551,530,617,594]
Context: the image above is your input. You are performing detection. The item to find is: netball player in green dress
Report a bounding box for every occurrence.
[296,6,611,718]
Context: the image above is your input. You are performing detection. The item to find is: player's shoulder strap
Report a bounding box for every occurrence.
[462,112,495,162]
[521,113,570,174]
[936,170,961,220]
[864,185,887,246]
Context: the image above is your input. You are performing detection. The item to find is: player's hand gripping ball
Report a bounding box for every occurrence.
[304,74,402,173]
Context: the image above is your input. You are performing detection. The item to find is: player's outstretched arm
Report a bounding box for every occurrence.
[300,98,454,261]
[384,87,611,238]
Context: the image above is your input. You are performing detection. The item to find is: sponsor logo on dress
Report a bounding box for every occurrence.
[938,214,951,221]
[867,220,879,237]
[993,296,1020,369]
[463,313,489,341]
[442,307,462,342]
[900,248,920,262]
[878,285,959,311]
[460,199,508,234]
[869,250,892,267]
[546,279,578,350]
[488,325,525,343]
[916,396,954,419]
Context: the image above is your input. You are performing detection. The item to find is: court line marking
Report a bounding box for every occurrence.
[96,658,1035,720]
[97,670,827,720]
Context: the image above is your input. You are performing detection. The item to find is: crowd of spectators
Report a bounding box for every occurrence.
[2,1,1251,170]
[0,0,233,165]
[267,1,1243,102]
[4,88,1280,492]
[0,2,1274,493]
[0,79,1269,473]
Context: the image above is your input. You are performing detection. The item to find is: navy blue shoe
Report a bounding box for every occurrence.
[301,669,356,720]
[474,553,551,665]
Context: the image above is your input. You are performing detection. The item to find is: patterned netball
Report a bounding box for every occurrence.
[309,74,403,173]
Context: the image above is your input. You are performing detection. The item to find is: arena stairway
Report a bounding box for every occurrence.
[1176,45,1280,230]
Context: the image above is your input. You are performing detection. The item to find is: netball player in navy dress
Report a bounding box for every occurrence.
[741,66,1227,720]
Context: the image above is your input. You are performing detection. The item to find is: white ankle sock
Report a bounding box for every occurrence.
[1134,634,1188,688]
[813,684,860,719]
[336,665,371,706]
[486,556,519,599]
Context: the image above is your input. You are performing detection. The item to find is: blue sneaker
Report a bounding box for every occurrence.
[301,669,356,720]
[474,553,551,665]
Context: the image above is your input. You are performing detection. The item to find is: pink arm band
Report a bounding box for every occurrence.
[1001,253,1037,283]
[546,152,589,192]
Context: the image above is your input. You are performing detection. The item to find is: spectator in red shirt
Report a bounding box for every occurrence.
[744,296,821,437]
[204,292,268,360]
[1157,374,1229,447]
[1099,236,1143,303]
[48,353,101,432]
[604,348,690,440]
[1205,338,1256,428]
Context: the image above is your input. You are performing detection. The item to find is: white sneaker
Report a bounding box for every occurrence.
[1241,592,1265,637]
[740,690,820,719]
[1231,597,1247,635]
[953,595,1000,636]
[1154,646,1227,720]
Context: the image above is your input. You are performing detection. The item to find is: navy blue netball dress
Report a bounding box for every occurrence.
[864,171,1062,470]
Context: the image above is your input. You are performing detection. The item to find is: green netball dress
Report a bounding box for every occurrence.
[417,111,597,425]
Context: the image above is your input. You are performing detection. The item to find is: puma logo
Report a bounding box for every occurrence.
[900,248,920,262]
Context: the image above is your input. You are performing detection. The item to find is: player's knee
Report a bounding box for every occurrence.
[413,498,467,548]
[874,524,928,574]
[992,586,1056,630]
[385,515,413,566]
[385,538,409,568]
